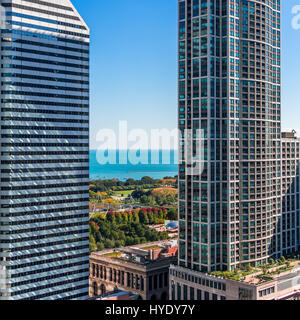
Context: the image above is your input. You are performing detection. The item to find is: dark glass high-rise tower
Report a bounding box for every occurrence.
[177,0,281,273]
[171,0,300,301]
[0,0,90,300]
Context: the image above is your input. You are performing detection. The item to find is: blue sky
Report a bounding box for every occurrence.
[72,0,300,149]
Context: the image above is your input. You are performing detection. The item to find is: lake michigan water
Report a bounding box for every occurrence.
[90,150,178,181]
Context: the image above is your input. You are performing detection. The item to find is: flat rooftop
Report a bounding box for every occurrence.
[91,240,178,266]
[282,131,298,139]
[210,259,300,285]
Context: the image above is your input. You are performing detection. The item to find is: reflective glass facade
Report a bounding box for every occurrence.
[178,0,282,272]
[0,0,90,300]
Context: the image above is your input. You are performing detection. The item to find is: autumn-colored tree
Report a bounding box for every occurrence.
[90,221,99,233]
[160,179,177,186]
[162,207,168,219]
[138,209,149,224]
[89,235,97,252]
[127,211,133,223]
[106,211,116,224]
[121,212,128,224]
[132,212,140,224]
[151,187,177,197]
[116,212,123,224]
[103,198,117,204]
[157,208,163,220]
[147,210,154,224]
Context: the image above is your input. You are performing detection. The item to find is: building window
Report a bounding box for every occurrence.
[159,273,163,289]
[183,285,188,300]
[259,287,275,297]
[149,276,153,291]
[197,289,202,300]
[190,287,195,300]
[109,269,113,282]
[154,275,158,290]
[239,288,253,300]
[172,281,175,300]
[177,283,182,300]
[164,272,168,287]
[204,291,210,300]
[127,272,130,287]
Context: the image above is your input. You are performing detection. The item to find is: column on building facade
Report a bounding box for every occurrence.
[131,273,135,289]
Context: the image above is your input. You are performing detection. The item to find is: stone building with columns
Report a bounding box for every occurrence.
[89,240,178,300]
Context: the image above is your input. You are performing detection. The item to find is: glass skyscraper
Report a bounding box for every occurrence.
[0,0,90,300]
[177,0,285,273]
[171,0,300,301]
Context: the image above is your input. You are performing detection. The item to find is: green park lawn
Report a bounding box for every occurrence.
[111,188,152,198]
[111,190,135,198]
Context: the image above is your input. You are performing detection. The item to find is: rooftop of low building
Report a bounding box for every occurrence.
[90,240,178,266]
[282,130,299,140]
[210,257,300,285]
